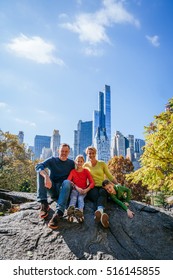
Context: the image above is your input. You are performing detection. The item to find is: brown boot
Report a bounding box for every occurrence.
[39,202,50,219]
[94,210,102,222]
[67,205,75,222]
[101,213,109,228]
[74,208,84,223]
[48,213,61,229]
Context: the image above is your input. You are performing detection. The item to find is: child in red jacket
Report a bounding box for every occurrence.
[67,155,94,222]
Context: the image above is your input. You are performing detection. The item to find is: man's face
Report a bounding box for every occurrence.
[59,146,70,161]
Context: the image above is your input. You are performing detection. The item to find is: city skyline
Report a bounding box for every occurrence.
[1,0,173,147]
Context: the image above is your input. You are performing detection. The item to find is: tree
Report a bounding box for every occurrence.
[107,155,134,184]
[126,97,173,194]
[107,155,148,201]
[0,130,37,192]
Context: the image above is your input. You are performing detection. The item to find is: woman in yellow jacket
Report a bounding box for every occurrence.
[84,146,117,228]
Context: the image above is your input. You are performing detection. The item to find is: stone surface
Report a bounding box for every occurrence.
[0,191,173,260]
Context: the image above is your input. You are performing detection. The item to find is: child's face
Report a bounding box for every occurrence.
[75,157,84,167]
[104,183,116,194]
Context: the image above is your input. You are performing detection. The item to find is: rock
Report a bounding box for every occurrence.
[0,191,173,260]
[0,190,36,204]
[0,199,12,212]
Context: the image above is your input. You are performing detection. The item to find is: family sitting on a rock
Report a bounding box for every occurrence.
[35,143,134,230]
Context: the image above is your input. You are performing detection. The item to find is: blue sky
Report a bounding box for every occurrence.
[0,0,173,148]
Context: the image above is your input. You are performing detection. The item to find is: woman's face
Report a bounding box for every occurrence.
[87,149,96,161]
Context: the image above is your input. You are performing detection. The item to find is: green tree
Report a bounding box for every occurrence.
[0,130,37,192]
[126,97,173,194]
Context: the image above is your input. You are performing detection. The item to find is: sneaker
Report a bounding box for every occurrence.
[101,213,109,228]
[39,202,50,219]
[94,210,102,223]
[67,205,75,222]
[74,208,84,223]
[48,213,61,229]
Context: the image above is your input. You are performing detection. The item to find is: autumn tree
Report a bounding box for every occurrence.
[0,130,37,192]
[107,155,148,201]
[126,97,173,196]
[107,155,134,184]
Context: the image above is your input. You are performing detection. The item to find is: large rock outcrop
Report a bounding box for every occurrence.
[0,190,173,260]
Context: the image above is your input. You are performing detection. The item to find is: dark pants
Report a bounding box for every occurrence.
[86,186,108,209]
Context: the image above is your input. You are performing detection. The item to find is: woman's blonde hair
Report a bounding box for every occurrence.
[85,146,97,154]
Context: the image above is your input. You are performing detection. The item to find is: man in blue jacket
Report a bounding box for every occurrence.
[35,143,75,229]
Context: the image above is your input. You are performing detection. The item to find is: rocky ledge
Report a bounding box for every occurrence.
[0,190,173,260]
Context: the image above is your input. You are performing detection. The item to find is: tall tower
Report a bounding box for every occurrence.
[18,131,24,144]
[99,91,105,130]
[93,85,111,162]
[127,134,135,161]
[93,110,99,141]
[34,135,51,160]
[74,120,92,160]
[112,131,126,158]
[51,129,61,156]
[104,85,111,143]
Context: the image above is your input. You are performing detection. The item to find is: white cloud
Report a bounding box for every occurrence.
[60,0,140,45]
[146,35,160,47]
[0,102,8,108]
[0,102,11,113]
[6,34,65,65]
[83,47,104,56]
[15,118,36,127]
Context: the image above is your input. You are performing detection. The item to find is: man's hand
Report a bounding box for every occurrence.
[40,170,52,189]
[44,175,52,189]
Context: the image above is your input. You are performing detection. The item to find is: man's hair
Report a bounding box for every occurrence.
[59,143,70,150]
[102,179,110,187]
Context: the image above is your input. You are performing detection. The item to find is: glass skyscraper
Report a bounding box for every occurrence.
[51,129,61,157]
[104,84,111,143]
[74,120,92,159]
[93,84,111,162]
[99,91,105,130]
[34,135,51,160]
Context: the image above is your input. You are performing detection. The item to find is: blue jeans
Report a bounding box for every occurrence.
[86,186,108,210]
[37,173,72,214]
[69,189,86,210]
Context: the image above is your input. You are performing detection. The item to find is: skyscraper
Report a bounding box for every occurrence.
[18,131,24,144]
[93,110,99,140]
[34,135,51,160]
[99,91,105,130]
[127,134,135,161]
[104,84,111,143]
[93,85,111,162]
[135,138,145,154]
[111,131,126,158]
[74,120,92,159]
[51,129,61,156]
